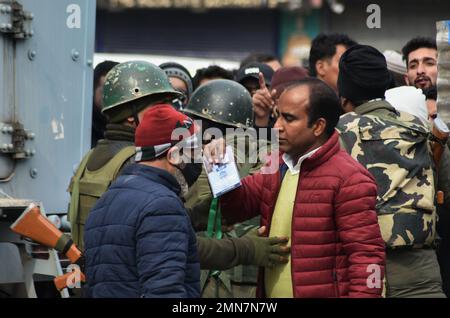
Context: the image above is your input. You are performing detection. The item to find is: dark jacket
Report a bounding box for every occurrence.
[221,131,385,298]
[84,163,200,298]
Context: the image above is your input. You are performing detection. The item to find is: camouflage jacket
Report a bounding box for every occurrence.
[337,99,436,249]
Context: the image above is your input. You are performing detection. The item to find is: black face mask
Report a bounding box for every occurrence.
[171,91,188,110]
[178,162,203,187]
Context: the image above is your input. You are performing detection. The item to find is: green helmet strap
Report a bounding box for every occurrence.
[132,104,140,127]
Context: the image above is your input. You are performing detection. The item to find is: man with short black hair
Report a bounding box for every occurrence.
[240,53,282,71]
[402,37,438,90]
[207,78,385,298]
[402,37,450,298]
[92,60,119,147]
[309,33,357,92]
[192,65,233,90]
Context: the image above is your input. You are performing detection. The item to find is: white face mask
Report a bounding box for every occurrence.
[173,167,189,198]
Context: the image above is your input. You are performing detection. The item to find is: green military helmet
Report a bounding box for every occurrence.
[183,79,253,128]
[101,60,182,123]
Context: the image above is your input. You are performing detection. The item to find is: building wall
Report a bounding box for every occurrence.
[95,1,448,64]
[323,0,450,52]
[96,8,280,61]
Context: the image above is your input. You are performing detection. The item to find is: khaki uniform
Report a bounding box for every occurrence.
[185,132,270,298]
[67,124,136,251]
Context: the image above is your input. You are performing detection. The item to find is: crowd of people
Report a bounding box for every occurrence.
[68,32,449,298]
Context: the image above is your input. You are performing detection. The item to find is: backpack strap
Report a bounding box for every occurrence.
[107,146,136,180]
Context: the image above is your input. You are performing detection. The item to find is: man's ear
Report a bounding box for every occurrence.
[167,146,182,166]
[313,118,327,137]
[127,116,136,126]
[315,60,326,78]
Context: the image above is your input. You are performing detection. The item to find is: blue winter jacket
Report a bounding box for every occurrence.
[84,163,200,298]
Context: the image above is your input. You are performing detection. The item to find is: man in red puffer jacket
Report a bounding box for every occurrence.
[205,77,386,298]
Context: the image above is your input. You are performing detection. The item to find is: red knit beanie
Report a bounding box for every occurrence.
[135,104,196,162]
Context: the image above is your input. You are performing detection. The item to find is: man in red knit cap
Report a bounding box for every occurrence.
[84,104,290,298]
[84,104,202,298]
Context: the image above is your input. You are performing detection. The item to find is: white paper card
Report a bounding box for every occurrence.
[203,146,241,198]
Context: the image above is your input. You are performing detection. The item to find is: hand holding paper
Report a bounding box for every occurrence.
[203,146,241,198]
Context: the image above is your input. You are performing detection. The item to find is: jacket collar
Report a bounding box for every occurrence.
[121,163,181,195]
[104,124,135,142]
[354,99,396,115]
[295,130,341,172]
[282,146,322,174]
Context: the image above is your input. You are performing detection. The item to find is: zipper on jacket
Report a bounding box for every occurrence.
[333,217,340,298]
[333,270,339,297]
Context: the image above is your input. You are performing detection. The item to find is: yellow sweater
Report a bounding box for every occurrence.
[264,170,299,298]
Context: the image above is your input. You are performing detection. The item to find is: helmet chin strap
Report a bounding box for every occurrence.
[132,104,140,127]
